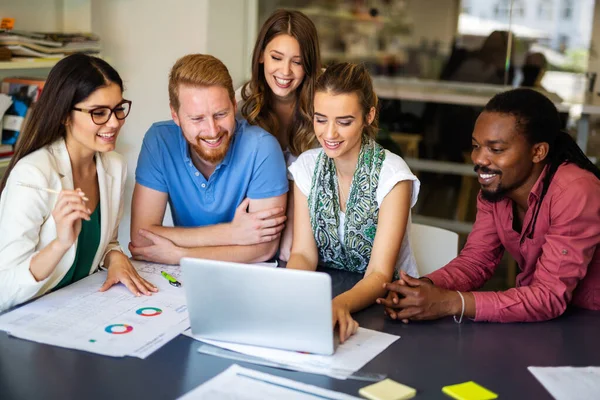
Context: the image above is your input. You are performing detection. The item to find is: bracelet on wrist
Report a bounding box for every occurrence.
[454,290,465,324]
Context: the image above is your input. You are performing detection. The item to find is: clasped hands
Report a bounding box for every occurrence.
[376,271,462,323]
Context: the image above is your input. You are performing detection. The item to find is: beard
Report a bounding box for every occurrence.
[480,186,510,202]
[475,164,507,203]
[189,132,232,165]
[475,164,530,203]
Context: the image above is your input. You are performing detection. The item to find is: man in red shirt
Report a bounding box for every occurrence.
[378,88,600,322]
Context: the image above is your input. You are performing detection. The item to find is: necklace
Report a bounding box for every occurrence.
[337,174,348,211]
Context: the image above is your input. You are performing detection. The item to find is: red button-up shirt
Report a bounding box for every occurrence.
[426,163,600,322]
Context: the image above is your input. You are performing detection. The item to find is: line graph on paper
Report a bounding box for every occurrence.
[132,260,182,279]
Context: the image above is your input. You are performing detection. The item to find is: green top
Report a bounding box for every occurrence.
[54,204,101,291]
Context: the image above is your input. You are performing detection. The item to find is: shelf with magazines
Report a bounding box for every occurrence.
[0,1,98,172]
[0,0,99,71]
[0,76,45,167]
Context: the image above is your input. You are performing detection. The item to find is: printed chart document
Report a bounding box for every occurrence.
[135,259,276,282]
[0,261,189,358]
[178,364,360,400]
[191,327,399,379]
[528,366,600,400]
[133,260,184,280]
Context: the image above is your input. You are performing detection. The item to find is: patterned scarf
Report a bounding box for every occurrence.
[308,137,385,273]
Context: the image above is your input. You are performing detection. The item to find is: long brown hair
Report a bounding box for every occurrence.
[0,54,123,196]
[314,63,379,139]
[241,9,321,156]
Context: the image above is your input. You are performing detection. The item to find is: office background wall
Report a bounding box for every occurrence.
[1,0,598,252]
[0,0,256,253]
[91,0,255,251]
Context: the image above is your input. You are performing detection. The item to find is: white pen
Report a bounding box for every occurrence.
[16,181,60,194]
[16,182,89,201]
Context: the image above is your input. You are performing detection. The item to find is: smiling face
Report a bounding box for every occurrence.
[171,84,236,167]
[65,82,125,155]
[313,90,374,162]
[471,111,546,202]
[260,34,305,102]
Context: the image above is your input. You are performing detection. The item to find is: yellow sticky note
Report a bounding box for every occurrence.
[359,378,416,400]
[442,381,498,400]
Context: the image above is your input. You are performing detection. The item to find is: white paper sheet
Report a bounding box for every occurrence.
[191,327,399,379]
[178,364,360,400]
[134,260,183,280]
[0,262,189,358]
[528,366,600,400]
[134,259,278,288]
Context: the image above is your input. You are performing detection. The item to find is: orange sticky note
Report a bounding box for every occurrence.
[1,18,15,30]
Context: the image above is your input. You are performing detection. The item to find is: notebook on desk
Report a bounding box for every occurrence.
[181,257,335,355]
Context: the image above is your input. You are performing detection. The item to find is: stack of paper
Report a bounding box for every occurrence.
[0,263,190,358]
[178,364,360,399]
[0,31,101,59]
[191,327,399,380]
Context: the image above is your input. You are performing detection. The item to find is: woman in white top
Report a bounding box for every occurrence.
[0,54,156,312]
[287,63,420,342]
[238,9,322,260]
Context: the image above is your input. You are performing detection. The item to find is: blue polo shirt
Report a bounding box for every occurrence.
[135,118,288,227]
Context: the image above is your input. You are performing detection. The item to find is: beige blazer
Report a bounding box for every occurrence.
[0,139,126,311]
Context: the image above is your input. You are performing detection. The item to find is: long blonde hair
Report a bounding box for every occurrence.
[241,9,321,156]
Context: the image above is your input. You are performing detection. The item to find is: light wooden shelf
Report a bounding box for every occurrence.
[0,59,60,70]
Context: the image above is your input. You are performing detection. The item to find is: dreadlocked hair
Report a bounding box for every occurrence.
[484,88,600,234]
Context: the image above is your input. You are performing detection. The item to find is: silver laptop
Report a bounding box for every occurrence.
[180,257,335,355]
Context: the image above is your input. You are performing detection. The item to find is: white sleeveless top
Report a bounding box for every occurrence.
[289,148,421,277]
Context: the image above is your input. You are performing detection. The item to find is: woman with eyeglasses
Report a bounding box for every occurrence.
[0,54,157,312]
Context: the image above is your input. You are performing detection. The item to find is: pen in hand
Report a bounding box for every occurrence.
[16,181,60,194]
[16,182,90,201]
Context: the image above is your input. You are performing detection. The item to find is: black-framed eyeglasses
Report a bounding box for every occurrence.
[72,100,132,125]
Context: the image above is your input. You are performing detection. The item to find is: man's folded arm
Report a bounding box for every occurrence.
[131,184,287,262]
[173,193,287,262]
[130,183,236,248]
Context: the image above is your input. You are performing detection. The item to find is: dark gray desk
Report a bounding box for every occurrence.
[1,268,599,399]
